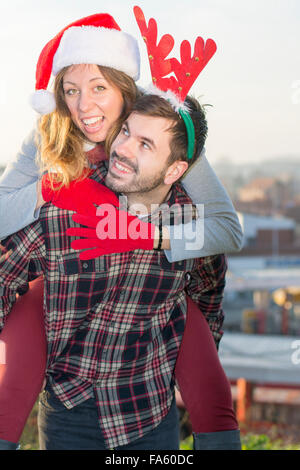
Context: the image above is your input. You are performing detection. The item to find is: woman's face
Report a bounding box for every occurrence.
[62,64,124,143]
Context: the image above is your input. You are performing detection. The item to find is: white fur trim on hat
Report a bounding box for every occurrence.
[29,89,56,115]
[53,26,140,80]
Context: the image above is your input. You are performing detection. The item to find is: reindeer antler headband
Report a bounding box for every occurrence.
[133,6,217,160]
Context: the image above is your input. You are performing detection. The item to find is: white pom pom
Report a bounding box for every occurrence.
[29,89,56,115]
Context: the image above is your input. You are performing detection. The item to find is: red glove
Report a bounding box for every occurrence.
[66,208,156,259]
[41,173,119,215]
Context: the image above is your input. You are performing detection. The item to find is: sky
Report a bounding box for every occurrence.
[0,0,299,167]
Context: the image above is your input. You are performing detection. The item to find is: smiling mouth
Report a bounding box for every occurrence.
[110,152,136,175]
[114,161,133,173]
[81,116,104,128]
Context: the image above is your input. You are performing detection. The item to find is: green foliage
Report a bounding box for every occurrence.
[180,433,300,451]
[180,435,194,450]
[19,401,39,450]
[241,433,300,451]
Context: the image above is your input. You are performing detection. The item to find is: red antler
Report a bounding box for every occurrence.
[170,37,217,101]
[133,5,217,102]
[133,6,174,91]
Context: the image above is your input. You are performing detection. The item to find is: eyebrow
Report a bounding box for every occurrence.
[63,77,106,86]
[125,120,157,150]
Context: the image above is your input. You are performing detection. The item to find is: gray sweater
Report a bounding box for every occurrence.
[0,128,243,261]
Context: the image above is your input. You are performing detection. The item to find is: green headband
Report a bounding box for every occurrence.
[179,109,195,161]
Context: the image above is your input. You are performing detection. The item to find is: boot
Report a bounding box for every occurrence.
[0,438,19,450]
[193,429,241,450]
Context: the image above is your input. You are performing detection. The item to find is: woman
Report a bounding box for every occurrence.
[0,12,242,450]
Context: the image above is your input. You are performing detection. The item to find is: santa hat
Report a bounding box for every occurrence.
[30,14,140,115]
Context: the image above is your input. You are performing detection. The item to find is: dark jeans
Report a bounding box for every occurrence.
[38,387,179,450]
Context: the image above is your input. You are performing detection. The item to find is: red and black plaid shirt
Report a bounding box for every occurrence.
[0,164,226,448]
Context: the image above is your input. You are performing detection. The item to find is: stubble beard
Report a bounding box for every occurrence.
[105,152,167,196]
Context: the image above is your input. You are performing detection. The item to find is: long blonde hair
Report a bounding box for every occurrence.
[37,65,138,187]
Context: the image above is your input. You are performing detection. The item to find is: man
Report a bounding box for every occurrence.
[0,94,231,450]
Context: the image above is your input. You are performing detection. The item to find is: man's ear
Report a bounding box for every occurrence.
[164,160,189,185]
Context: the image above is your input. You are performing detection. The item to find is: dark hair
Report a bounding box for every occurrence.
[131,94,208,166]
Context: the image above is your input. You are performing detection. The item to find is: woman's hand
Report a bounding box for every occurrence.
[41,173,120,215]
[66,208,156,260]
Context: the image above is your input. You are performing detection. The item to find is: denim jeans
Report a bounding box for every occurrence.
[38,386,179,450]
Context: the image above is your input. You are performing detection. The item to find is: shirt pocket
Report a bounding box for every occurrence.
[135,256,187,308]
[56,252,110,313]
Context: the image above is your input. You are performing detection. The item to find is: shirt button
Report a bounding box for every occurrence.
[185,272,191,282]
[82,262,89,269]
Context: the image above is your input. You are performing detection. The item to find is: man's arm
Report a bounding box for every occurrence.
[185,254,227,349]
[164,151,243,262]
[0,222,46,332]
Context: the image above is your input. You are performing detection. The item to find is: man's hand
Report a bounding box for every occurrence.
[41,173,120,215]
[66,208,156,260]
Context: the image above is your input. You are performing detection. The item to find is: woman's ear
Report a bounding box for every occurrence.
[164,160,189,185]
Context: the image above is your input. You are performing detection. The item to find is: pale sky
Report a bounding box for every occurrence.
[0,0,299,167]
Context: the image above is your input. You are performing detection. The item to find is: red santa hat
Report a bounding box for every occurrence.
[30,14,140,115]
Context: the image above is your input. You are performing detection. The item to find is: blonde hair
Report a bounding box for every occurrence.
[37,65,138,187]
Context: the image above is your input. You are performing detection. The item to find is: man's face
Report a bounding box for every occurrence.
[105,112,173,194]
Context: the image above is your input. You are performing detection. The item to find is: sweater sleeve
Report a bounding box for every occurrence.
[0,128,41,239]
[164,148,244,262]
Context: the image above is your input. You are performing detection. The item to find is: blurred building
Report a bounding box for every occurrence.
[236,212,300,255]
[283,203,300,240]
[235,177,294,215]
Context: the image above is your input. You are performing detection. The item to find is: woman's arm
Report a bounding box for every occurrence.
[0,129,42,239]
[163,149,243,262]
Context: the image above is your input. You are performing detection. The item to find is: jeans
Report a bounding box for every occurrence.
[38,386,179,450]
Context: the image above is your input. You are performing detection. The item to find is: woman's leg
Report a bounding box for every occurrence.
[0,277,46,447]
[175,296,241,450]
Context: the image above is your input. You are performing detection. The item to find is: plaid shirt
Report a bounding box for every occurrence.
[0,164,226,448]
